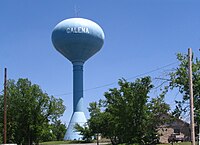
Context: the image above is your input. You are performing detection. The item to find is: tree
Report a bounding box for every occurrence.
[104,77,154,144]
[146,95,171,144]
[74,102,106,144]
[88,101,111,145]
[147,95,170,128]
[74,123,93,142]
[88,77,163,145]
[168,53,200,123]
[51,120,66,141]
[0,93,3,143]
[0,78,66,145]
[75,77,170,145]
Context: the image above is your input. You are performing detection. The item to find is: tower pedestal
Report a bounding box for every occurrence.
[64,111,87,140]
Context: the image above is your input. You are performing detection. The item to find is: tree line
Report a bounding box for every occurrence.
[74,52,200,145]
[75,77,170,145]
[0,52,199,145]
[0,78,66,145]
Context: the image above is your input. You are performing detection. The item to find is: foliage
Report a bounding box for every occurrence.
[168,53,200,122]
[0,78,66,145]
[103,77,153,144]
[85,77,170,145]
[147,95,171,128]
[74,123,93,142]
[0,123,2,143]
[156,142,192,145]
[50,120,66,141]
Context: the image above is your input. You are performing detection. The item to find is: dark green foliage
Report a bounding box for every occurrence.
[51,120,66,141]
[0,78,66,145]
[83,77,170,145]
[0,123,2,143]
[146,95,171,144]
[103,77,153,144]
[168,53,200,123]
[74,123,93,142]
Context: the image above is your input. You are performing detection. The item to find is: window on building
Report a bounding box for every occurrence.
[174,128,180,135]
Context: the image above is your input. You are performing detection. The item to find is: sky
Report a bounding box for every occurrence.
[0,0,200,124]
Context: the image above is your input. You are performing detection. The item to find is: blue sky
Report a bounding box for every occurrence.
[0,0,200,124]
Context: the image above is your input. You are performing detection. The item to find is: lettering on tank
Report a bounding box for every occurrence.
[66,27,90,34]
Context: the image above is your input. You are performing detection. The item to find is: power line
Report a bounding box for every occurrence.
[125,61,178,81]
[53,61,178,97]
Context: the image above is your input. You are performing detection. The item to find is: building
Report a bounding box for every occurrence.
[158,114,190,143]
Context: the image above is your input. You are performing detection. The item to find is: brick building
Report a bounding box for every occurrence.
[158,114,190,143]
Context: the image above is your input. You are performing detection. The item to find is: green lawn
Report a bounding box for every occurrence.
[157,142,198,145]
[40,141,196,145]
[40,141,69,144]
[40,140,94,145]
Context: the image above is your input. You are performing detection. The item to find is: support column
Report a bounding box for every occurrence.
[64,62,87,140]
[73,62,84,112]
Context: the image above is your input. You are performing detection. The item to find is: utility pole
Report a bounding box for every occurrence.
[188,48,195,145]
[3,68,7,144]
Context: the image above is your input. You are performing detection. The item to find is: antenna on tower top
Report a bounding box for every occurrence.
[74,5,79,17]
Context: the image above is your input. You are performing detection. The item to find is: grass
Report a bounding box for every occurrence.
[157,142,198,145]
[40,141,197,145]
[40,140,91,145]
[40,141,69,144]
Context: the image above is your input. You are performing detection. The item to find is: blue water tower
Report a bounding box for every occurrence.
[51,18,105,140]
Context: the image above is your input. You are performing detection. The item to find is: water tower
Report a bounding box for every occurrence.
[51,18,105,140]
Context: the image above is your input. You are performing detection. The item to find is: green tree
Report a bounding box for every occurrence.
[0,95,3,143]
[146,95,171,144]
[0,78,66,145]
[74,123,93,142]
[51,120,66,141]
[147,95,170,128]
[89,77,159,145]
[88,101,111,145]
[104,77,154,144]
[168,53,200,122]
[75,77,171,145]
